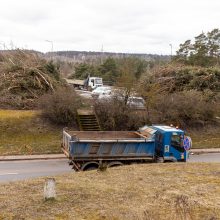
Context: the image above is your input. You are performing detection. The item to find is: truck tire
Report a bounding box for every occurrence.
[81,162,99,171]
[107,161,123,168]
[85,166,97,171]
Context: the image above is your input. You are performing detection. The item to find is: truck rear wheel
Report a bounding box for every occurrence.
[107,161,123,168]
[81,162,99,171]
[85,166,97,171]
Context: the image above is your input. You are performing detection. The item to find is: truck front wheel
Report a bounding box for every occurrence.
[156,157,164,163]
[107,161,123,168]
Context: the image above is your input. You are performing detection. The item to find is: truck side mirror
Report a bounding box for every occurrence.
[91,79,94,87]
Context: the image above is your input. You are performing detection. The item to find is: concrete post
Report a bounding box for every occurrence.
[44,178,56,200]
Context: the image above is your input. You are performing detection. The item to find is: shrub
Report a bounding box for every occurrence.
[44,61,60,81]
[94,97,148,131]
[38,87,82,125]
[152,90,218,127]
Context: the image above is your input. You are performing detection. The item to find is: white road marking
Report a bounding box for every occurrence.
[0,172,18,176]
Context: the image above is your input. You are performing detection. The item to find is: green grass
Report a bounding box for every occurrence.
[0,109,219,156]
[0,163,219,220]
[0,110,62,155]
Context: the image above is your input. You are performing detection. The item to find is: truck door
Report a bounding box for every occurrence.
[170,133,185,161]
[90,79,95,88]
[155,132,163,157]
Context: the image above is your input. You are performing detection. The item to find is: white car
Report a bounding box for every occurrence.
[127,96,145,109]
[91,86,112,97]
[98,93,145,109]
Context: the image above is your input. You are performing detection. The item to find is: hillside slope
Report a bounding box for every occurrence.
[0,110,62,155]
[0,163,219,219]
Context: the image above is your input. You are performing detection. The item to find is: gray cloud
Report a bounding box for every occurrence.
[0,0,219,54]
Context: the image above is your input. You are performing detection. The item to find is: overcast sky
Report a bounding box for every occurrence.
[0,0,219,54]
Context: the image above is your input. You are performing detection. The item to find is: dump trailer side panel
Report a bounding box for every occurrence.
[69,141,155,160]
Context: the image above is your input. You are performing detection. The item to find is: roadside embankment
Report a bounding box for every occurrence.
[0,109,219,156]
[0,163,219,219]
[0,110,62,155]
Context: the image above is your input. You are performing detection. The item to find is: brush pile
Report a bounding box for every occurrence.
[0,50,63,109]
[148,64,220,92]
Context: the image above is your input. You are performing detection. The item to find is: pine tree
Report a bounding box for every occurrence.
[176,40,192,64]
[175,29,220,66]
[207,29,220,64]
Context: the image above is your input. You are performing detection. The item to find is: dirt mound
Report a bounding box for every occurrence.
[0,50,64,109]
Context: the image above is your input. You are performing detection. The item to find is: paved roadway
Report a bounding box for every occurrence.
[0,159,72,183]
[0,153,219,183]
[188,153,220,163]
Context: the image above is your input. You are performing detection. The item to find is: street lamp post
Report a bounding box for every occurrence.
[0,41,6,50]
[45,40,54,59]
[169,43,173,57]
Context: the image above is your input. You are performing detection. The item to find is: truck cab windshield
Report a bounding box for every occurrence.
[95,78,102,84]
[171,134,182,147]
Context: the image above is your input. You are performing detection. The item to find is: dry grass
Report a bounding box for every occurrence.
[0,109,219,157]
[188,126,220,149]
[0,109,62,155]
[0,163,220,220]
[0,109,37,119]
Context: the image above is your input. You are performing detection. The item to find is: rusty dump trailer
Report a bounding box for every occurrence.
[62,125,191,171]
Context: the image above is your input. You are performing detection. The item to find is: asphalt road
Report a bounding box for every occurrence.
[0,153,219,183]
[188,153,220,163]
[0,159,72,183]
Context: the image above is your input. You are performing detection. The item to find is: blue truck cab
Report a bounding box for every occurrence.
[140,125,187,162]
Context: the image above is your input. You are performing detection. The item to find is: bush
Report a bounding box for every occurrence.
[94,97,148,130]
[38,87,82,125]
[152,90,219,127]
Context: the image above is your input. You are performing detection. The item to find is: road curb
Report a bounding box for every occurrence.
[190,148,220,155]
[0,154,66,161]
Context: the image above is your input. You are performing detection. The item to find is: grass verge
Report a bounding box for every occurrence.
[0,110,62,155]
[0,109,219,156]
[0,163,219,219]
[188,126,220,149]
